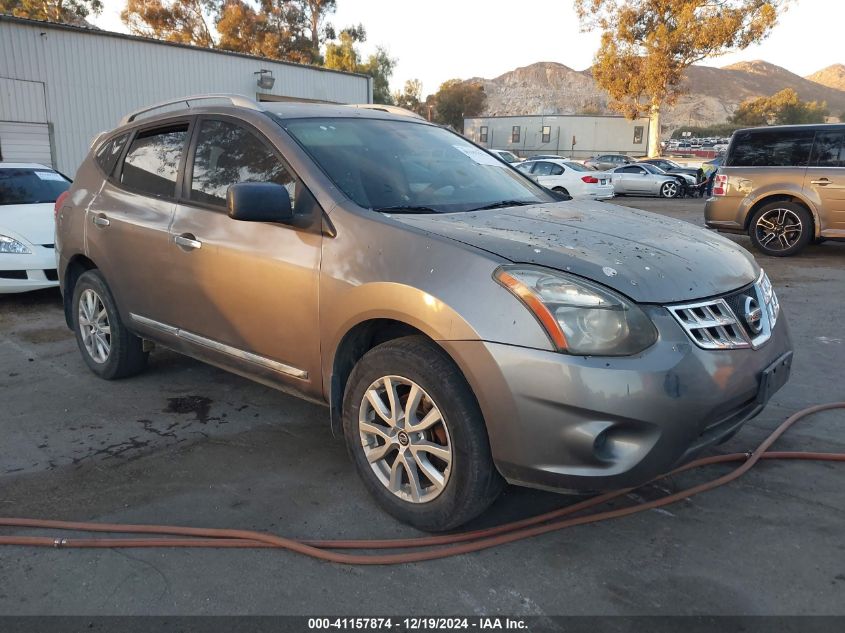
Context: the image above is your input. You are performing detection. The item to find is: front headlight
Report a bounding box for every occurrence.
[0,235,31,254]
[494,265,657,356]
[758,269,780,326]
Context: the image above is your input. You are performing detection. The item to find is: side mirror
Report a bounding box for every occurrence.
[227,182,294,223]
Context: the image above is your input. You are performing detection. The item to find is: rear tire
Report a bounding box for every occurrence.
[72,270,148,379]
[552,186,570,196]
[748,201,812,257]
[342,336,503,531]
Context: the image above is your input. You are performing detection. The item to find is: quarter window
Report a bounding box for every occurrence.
[541,126,551,144]
[190,119,293,208]
[512,126,520,143]
[121,125,188,198]
[479,126,488,143]
[810,131,845,168]
[95,134,128,177]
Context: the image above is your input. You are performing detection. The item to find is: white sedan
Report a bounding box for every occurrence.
[0,163,71,293]
[516,158,614,200]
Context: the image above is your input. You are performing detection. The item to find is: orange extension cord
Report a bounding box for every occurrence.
[1,402,843,565]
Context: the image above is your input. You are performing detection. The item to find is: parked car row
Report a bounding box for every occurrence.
[0,162,71,293]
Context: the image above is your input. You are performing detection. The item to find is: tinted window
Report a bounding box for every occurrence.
[728,129,815,167]
[515,162,534,174]
[620,166,644,174]
[0,168,70,205]
[190,119,292,207]
[809,131,845,168]
[549,163,564,175]
[121,125,188,197]
[95,134,128,177]
[532,161,554,176]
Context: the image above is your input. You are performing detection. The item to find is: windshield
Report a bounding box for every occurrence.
[563,161,590,172]
[279,117,553,213]
[0,168,71,206]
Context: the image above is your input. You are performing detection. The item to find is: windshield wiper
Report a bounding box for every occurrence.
[372,205,440,214]
[470,200,535,211]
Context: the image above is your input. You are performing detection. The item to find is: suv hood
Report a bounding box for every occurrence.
[393,201,758,304]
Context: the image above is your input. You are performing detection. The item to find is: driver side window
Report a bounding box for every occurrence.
[190,119,295,209]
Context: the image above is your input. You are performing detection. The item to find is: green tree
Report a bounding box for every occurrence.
[394,79,424,115]
[122,0,216,48]
[1,0,102,23]
[324,24,365,71]
[359,47,396,105]
[324,25,396,104]
[575,0,786,157]
[432,80,486,132]
[122,0,333,64]
[731,88,828,126]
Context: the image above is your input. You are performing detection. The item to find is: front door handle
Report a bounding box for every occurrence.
[810,178,831,186]
[174,234,202,250]
[92,214,110,227]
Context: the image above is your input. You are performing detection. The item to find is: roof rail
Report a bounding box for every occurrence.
[346,104,426,121]
[119,94,263,126]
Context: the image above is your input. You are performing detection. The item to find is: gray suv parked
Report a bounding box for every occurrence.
[705,124,845,256]
[56,95,792,530]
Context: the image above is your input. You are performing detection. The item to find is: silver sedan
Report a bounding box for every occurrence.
[606,163,684,198]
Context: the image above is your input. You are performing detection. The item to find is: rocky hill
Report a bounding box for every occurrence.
[468,60,845,129]
[806,64,845,91]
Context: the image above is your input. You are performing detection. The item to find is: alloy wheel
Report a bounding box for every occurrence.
[358,375,452,503]
[661,181,678,198]
[78,288,111,364]
[755,207,803,252]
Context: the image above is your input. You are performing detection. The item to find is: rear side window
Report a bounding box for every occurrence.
[532,161,554,176]
[809,131,845,168]
[190,119,293,208]
[728,130,815,167]
[121,125,189,198]
[95,134,128,177]
[0,168,70,205]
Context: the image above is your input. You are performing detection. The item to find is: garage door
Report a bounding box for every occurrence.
[0,122,52,166]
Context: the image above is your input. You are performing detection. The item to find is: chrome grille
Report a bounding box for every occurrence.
[667,270,779,351]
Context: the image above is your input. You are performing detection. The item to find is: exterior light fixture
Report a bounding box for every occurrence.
[255,69,275,90]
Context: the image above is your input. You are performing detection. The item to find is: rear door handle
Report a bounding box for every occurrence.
[810,178,832,186]
[174,234,202,250]
[92,214,110,227]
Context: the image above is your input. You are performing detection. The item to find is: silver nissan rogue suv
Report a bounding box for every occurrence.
[55,95,793,531]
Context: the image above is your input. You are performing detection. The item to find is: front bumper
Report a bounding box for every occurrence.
[445,305,793,493]
[0,248,59,294]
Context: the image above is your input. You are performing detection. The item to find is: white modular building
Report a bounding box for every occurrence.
[464,114,652,159]
[0,15,372,174]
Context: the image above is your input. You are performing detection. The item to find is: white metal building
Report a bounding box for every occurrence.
[0,15,372,174]
[464,114,652,159]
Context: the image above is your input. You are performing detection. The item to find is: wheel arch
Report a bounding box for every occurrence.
[62,254,98,328]
[328,319,433,435]
[744,194,819,237]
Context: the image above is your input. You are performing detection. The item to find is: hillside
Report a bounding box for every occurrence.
[468,60,845,129]
[806,64,845,91]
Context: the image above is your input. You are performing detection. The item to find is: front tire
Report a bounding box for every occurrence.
[72,270,148,379]
[748,201,812,257]
[660,180,680,198]
[342,336,503,531]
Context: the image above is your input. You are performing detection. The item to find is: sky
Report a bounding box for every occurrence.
[91,0,844,96]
